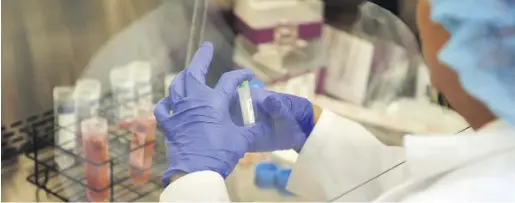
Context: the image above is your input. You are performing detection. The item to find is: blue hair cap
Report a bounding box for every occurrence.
[430,0,515,126]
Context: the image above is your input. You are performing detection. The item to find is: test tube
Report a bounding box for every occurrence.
[53,86,76,169]
[129,61,153,114]
[129,113,157,185]
[74,79,101,148]
[238,80,256,125]
[81,117,110,202]
[110,66,136,126]
[74,79,101,118]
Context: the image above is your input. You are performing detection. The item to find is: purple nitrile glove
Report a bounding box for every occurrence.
[229,86,315,152]
[155,42,266,186]
[250,89,315,152]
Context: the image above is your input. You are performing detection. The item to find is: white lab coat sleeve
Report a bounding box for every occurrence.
[159,171,231,202]
[287,110,408,201]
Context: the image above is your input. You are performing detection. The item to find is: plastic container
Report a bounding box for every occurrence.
[129,61,154,113]
[53,86,77,169]
[74,79,101,117]
[74,79,101,149]
[129,114,157,185]
[81,117,110,202]
[110,66,136,126]
[238,80,256,125]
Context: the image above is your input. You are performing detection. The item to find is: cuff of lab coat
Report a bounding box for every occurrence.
[160,171,230,202]
[287,110,406,201]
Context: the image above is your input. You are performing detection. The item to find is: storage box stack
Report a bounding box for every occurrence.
[232,0,325,100]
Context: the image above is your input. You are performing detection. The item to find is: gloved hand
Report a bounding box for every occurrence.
[229,89,315,152]
[155,42,264,185]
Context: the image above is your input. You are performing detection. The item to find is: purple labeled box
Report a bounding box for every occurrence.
[233,0,324,45]
[232,0,326,85]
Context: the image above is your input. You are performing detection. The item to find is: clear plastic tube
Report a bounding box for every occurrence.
[129,61,153,114]
[110,66,136,126]
[238,80,256,125]
[74,79,101,118]
[53,86,76,169]
[81,117,110,202]
[74,79,101,149]
[237,80,263,167]
[129,114,157,185]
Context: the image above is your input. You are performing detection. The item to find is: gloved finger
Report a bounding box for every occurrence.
[242,122,273,152]
[214,69,254,98]
[185,42,214,85]
[168,71,185,104]
[154,98,172,122]
[261,94,297,119]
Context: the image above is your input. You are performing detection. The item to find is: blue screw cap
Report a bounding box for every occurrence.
[275,168,295,196]
[250,80,265,88]
[254,162,278,189]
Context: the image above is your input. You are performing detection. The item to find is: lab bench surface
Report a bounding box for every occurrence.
[1,155,163,202]
[2,155,64,202]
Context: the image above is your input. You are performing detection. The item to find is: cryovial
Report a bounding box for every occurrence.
[110,66,136,127]
[238,80,256,125]
[237,80,266,166]
[74,79,101,148]
[129,61,153,113]
[129,113,157,185]
[81,117,110,202]
[53,86,77,169]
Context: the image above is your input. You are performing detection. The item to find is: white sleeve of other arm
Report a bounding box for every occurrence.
[159,171,231,202]
[287,110,408,201]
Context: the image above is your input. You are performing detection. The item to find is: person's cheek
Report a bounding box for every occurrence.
[416,0,458,92]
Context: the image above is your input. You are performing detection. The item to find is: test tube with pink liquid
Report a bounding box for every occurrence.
[129,113,157,185]
[81,117,110,202]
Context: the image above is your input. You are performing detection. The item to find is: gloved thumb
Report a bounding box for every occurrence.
[261,93,311,120]
[261,93,315,136]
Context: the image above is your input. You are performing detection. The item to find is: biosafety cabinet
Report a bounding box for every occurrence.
[2,0,466,202]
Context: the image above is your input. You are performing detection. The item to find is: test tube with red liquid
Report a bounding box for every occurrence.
[82,117,110,202]
[129,114,157,185]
